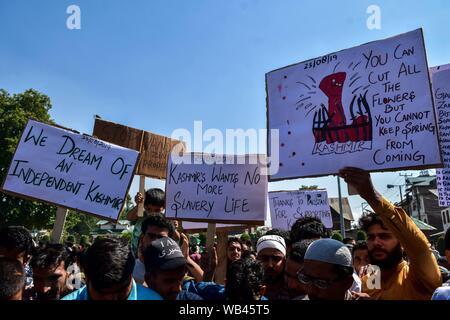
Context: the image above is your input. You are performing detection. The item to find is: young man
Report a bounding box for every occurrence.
[226,258,266,301]
[0,226,34,289]
[143,237,202,300]
[256,234,289,300]
[0,258,25,300]
[28,244,75,300]
[133,214,175,284]
[289,217,328,243]
[62,237,162,300]
[227,237,243,264]
[299,238,355,300]
[432,227,450,300]
[284,239,314,300]
[352,241,369,276]
[339,167,441,300]
[343,237,357,246]
[127,188,165,257]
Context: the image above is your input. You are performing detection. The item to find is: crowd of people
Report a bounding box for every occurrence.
[1,167,449,300]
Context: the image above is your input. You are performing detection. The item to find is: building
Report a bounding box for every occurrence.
[93,220,131,236]
[406,174,444,232]
[328,197,354,232]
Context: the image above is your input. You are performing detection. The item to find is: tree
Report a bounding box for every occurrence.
[356,230,367,241]
[0,89,56,229]
[331,231,343,242]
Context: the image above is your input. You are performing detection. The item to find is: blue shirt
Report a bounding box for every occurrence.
[432,281,450,300]
[61,279,162,300]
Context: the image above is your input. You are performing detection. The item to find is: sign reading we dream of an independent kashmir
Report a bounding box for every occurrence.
[1,119,139,221]
[165,153,267,225]
[269,190,332,230]
[266,28,442,181]
[431,66,450,207]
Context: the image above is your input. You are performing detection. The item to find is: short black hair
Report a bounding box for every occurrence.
[225,258,265,301]
[445,228,450,251]
[228,237,243,248]
[358,212,385,233]
[289,239,314,263]
[140,214,175,237]
[30,244,71,271]
[290,217,328,242]
[343,237,355,244]
[144,188,165,208]
[265,229,291,246]
[0,258,25,300]
[352,240,368,257]
[241,250,256,260]
[81,237,135,291]
[0,226,34,257]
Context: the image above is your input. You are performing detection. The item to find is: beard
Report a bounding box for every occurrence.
[369,243,403,269]
[264,269,284,284]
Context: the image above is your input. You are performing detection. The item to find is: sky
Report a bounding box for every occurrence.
[1,0,449,225]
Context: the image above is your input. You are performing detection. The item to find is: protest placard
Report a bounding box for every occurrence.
[165,153,267,224]
[431,67,450,207]
[180,221,246,233]
[269,190,332,229]
[93,117,184,179]
[1,119,139,221]
[266,28,442,181]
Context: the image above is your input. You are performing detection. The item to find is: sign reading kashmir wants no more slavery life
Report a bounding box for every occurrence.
[1,119,139,221]
[269,190,332,230]
[266,28,442,181]
[165,153,267,225]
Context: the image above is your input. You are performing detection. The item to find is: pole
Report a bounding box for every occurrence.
[399,186,403,206]
[337,176,346,238]
[51,207,68,244]
[137,175,145,217]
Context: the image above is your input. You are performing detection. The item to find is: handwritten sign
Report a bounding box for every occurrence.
[181,221,246,233]
[432,67,450,207]
[266,29,442,180]
[269,190,332,230]
[93,118,184,179]
[165,153,267,225]
[1,119,139,221]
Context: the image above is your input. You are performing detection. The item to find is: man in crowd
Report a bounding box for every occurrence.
[0,226,34,289]
[432,227,450,300]
[133,214,176,284]
[226,258,266,301]
[343,237,357,246]
[339,167,441,300]
[256,234,289,300]
[127,188,165,257]
[227,237,243,265]
[284,239,314,300]
[28,244,75,300]
[0,257,26,300]
[352,241,369,276]
[290,217,328,243]
[143,237,202,300]
[299,238,355,300]
[62,237,162,300]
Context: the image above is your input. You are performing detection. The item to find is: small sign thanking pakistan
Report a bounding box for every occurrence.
[269,190,332,229]
[165,153,267,225]
[1,119,139,221]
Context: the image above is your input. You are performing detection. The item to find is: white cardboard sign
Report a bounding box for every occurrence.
[269,190,332,230]
[1,119,139,221]
[266,29,442,181]
[431,67,450,207]
[165,153,267,224]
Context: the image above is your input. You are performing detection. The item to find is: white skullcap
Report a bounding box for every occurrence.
[304,238,352,267]
[256,235,286,256]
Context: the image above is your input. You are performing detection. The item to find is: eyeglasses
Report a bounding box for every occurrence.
[296,271,340,290]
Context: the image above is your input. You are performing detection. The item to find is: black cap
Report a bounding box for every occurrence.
[144,237,186,272]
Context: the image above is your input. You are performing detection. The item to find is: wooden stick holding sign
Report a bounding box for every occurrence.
[214,230,228,285]
[137,175,145,217]
[205,223,216,249]
[51,207,68,244]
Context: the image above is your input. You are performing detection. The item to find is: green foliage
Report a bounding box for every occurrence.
[121,231,132,244]
[80,235,90,246]
[0,89,56,229]
[66,235,76,244]
[240,232,251,242]
[198,233,207,246]
[356,230,367,241]
[331,231,343,242]
[40,235,50,244]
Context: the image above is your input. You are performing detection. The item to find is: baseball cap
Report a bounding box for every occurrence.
[143,237,187,272]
